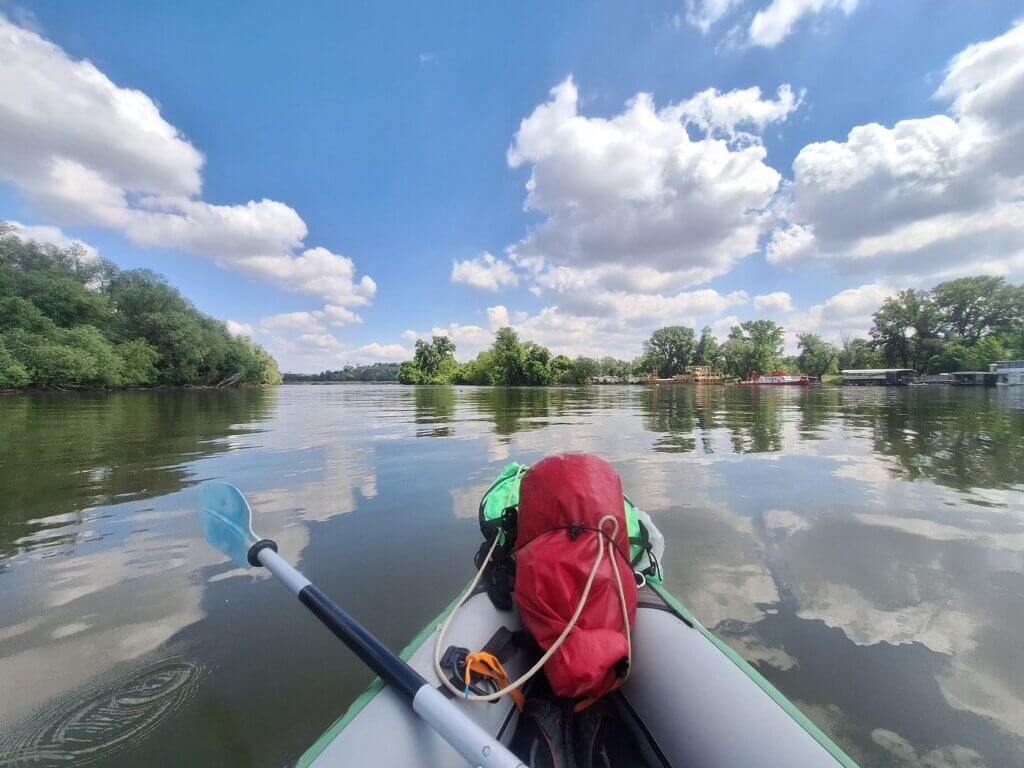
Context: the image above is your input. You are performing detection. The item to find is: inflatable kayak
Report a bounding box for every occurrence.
[295,464,859,768]
[194,467,858,768]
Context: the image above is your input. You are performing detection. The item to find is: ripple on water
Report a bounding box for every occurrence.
[0,654,207,766]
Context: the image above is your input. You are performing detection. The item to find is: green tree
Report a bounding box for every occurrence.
[693,326,722,369]
[490,327,527,385]
[640,326,696,378]
[838,334,880,371]
[453,352,496,385]
[721,331,755,379]
[566,357,599,385]
[117,338,161,386]
[0,341,30,388]
[397,360,423,384]
[522,342,553,385]
[0,228,279,389]
[796,333,839,377]
[550,354,573,382]
[870,289,940,369]
[932,276,1021,345]
[411,335,458,383]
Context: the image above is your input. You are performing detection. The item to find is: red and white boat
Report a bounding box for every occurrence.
[737,370,811,386]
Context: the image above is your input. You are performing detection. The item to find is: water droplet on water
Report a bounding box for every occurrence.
[0,653,206,766]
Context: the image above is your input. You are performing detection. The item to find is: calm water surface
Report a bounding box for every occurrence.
[1,384,1023,767]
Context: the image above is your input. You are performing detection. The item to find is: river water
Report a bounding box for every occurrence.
[0,384,1022,767]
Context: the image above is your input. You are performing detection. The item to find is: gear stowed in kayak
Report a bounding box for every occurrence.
[297,454,860,768]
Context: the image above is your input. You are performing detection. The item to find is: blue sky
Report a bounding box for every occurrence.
[2,1,1023,370]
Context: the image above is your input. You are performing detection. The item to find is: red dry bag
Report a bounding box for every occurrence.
[514,454,637,700]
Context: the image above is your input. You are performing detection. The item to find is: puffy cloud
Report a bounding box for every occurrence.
[685,0,744,34]
[765,222,815,265]
[224,320,253,337]
[789,282,896,339]
[321,304,362,325]
[260,311,327,335]
[356,342,408,360]
[774,21,1024,281]
[450,252,519,291]
[4,220,99,261]
[0,16,374,309]
[487,305,511,330]
[711,314,742,336]
[753,291,794,312]
[749,0,860,48]
[674,85,804,143]
[259,303,363,337]
[507,77,784,291]
[261,322,409,371]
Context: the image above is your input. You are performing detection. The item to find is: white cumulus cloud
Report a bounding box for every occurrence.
[753,291,794,312]
[772,20,1024,282]
[674,85,804,143]
[749,0,861,48]
[0,16,374,310]
[790,282,897,340]
[450,252,519,291]
[685,0,745,34]
[506,77,785,292]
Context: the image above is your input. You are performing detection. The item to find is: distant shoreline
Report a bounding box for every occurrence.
[0,383,275,395]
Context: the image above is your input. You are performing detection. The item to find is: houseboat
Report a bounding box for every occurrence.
[992,360,1024,386]
[736,371,811,386]
[841,368,917,386]
[951,361,1024,386]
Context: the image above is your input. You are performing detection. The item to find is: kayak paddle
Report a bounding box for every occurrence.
[195,481,524,768]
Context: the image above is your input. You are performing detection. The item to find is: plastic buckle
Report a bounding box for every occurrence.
[439,646,490,698]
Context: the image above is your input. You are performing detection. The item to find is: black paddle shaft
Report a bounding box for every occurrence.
[298,584,427,701]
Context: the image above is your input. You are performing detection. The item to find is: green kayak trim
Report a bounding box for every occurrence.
[647,581,859,768]
[297,583,859,768]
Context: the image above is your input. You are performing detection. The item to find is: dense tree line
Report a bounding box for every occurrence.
[397,328,633,385]
[396,275,1023,386]
[283,363,400,382]
[0,224,280,390]
[867,277,1023,373]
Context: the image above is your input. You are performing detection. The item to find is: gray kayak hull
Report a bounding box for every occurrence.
[298,583,857,767]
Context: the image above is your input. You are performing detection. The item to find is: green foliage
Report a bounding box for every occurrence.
[869,278,1024,373]
[796,333,839,377]
[693,326,722,369]
[931,276,1020,344]
[0,341,30,388]
[720,320,785,379]
[838,335,880,371]
[398,335,460,384]
[453,352,495,385]
[391,274,1024,388]
[397,360,424,384]
[0,226,279,390]
[283,363,400,382]
[564,356,599,385]
[870,289,941,369]
[490,327,527,385]
[638,326,696,378]
[117,338,161,386]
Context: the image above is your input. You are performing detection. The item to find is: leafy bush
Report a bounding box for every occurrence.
[0,224,280,389]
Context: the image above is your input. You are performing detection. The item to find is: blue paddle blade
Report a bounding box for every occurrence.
[196,482,260,568]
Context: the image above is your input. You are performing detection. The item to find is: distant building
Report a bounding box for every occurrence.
[670,366,727,384]
[950,361,1024,386]
[950,371,998,386]
[991,360,1024,386]
[841,368,916,386]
